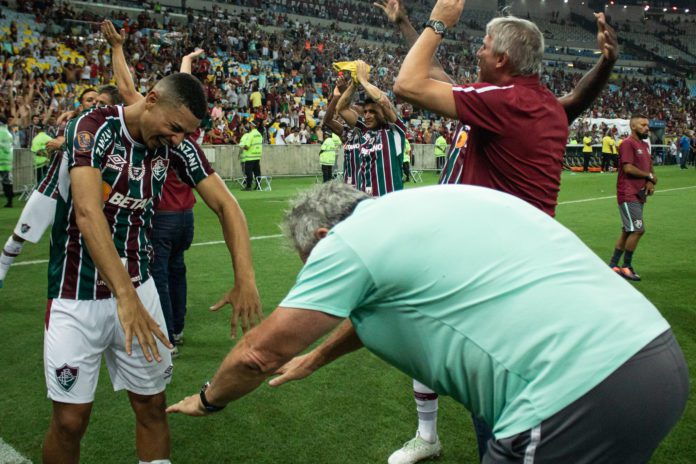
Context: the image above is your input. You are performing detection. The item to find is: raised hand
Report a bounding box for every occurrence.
[594,13,618,62]
[373,0,407,24]
[429,0,465,29]
[101,20,125,48]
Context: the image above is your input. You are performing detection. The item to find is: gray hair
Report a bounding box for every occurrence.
[486,16,544,76]
[283,181,370,258]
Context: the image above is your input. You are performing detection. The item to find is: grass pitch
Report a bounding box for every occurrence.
[0,168,694,463]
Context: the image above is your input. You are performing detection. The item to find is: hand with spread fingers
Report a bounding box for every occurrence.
[373,0,407,24]
[117,294,172,362]
[268,353,318,387]
[594,12,618,62]
[209,283,263,339]
[186,48,205,60]
[166,394,208,416]
[101,20,125,48]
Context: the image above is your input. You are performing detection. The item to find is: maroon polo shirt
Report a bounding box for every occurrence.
[157,168,196,211]
[617,136,652,204]
[447,75,569,217]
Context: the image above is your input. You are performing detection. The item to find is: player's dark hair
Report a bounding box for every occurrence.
[630,113,648,121]
[78,88,97,104]
[98,84,122,105]
[156,73,208,120]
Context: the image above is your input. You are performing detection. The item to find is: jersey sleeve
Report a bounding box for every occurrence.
[280,234,376,318]
[618,140,636,167]
[65,112,111,170]
[168,139,215,187]
[451,83,513,134]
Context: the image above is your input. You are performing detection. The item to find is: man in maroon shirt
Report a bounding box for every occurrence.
[608,114,656,281]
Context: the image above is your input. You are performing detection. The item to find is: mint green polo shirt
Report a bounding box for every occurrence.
[280,185,669,438]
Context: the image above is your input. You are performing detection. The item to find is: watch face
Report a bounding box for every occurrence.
[434,21,445,34]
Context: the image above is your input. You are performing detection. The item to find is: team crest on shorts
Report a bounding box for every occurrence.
[20,223,31,234]
[74,131,94,152]
[634,219,643,229]
[151,156,169,182]
[55,364,79,392]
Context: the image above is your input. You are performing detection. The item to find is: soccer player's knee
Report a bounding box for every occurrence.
[52,407,91,438]
[130,392,167,423]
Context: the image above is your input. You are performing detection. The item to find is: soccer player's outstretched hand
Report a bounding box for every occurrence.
[117,294,172,362]
[166,394,208,416]
[186,48,205,60]
[209,283,263,339]
[101,20,125,48]
[373,0,407,24]
[594,13,618,62]
[430,0,465,29]
[269,353,318,387]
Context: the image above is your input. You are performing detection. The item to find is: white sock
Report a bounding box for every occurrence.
[413,378,438,443]
[139,460,171,464]
[0,236,24,280]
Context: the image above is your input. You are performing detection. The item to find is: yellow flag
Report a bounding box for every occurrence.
[332,61,370,83]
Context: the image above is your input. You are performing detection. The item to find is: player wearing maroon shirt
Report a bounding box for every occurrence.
[43,73,261,464]
[608,115,656,282]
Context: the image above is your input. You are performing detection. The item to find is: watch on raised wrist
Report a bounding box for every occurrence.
[200,381,226,413]
[423,19,447,36]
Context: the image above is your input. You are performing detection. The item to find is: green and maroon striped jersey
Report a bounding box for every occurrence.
[48,105,214,300]
[439,123,471,185]
[355,118,406,197]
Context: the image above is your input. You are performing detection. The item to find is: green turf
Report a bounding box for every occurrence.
[0,168,694,463]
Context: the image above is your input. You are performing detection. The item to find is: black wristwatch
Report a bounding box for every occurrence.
[646,173,656,184]
[200,382,226,413]
[423,19,447,36]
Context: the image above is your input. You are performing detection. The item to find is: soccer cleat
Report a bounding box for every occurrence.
[171,346,180,358]
[173,332,184,346]
[388,432,442,464]
[611,266,621,274]
[619,267,641,281]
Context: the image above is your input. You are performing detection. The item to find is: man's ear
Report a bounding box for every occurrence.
[144,90,159,108]
[496,52,509,70]
[314,227,330,240]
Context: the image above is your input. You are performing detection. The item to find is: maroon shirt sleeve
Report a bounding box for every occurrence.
[451,83,513,134]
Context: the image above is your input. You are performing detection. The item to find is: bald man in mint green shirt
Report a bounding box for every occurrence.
[168,184,687,463]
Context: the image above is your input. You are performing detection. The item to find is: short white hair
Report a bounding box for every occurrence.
[486,16,544,76]
[283,181,370,258]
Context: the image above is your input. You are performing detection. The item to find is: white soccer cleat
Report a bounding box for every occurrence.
[388,432,442,464]
[173,331,184,346]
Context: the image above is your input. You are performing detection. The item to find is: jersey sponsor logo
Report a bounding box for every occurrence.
[107,192,153,210]
[128,164,145,181]
[637,149,644,155]
[106,154,127,172]
[151,156,169,182]
[180,142,201,172]
[55,364,79,392]
[20,223,31,234]
[360,143,384,156]
[96,273,141,287]
[74,131,94,152]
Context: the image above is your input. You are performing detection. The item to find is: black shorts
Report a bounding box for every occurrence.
[483,330,689,464]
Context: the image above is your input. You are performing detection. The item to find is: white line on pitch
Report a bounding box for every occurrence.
[0,438,31,464]
[9,186,696,268]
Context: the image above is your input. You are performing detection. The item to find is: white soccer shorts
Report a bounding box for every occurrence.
[13,191,56,243]
[44,278,173,403]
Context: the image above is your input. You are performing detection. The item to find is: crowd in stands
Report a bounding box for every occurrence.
[1,0,695,151]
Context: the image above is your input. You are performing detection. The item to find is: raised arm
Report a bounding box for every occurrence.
[374,0,454,84]
[194,173,263,338]
[557,13,618,123]
[180,48,205,74]
[355,61,398,123]
[321,76,349,136]
[101,20,141,105]
[337,80,359,127]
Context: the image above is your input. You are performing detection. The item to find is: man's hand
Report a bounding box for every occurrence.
[594,12,618,62]
[166,394,208,416]
[209,283,263,339]
[185,48,205,60]
[268,353,318,387]
[334,75,348,97]
[45,137,63,153]
[101,20,125,48]
[429,0,465,29]
[355,60,370,86]
[116,293,172,362]
[646,180,655,196]
[373,0,407,24]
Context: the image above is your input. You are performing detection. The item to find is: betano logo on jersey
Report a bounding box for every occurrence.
[107,192,153,210]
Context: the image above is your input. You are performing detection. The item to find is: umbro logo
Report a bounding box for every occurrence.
[107,154,127,172]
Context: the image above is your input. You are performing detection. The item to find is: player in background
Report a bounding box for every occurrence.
[336,61,406,197]
[608,114,656,282]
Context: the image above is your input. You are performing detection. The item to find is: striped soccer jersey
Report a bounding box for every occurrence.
[355,118,407,197]
[48,105,214,300]
[439,123,471,185]
[342,121,365,187]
